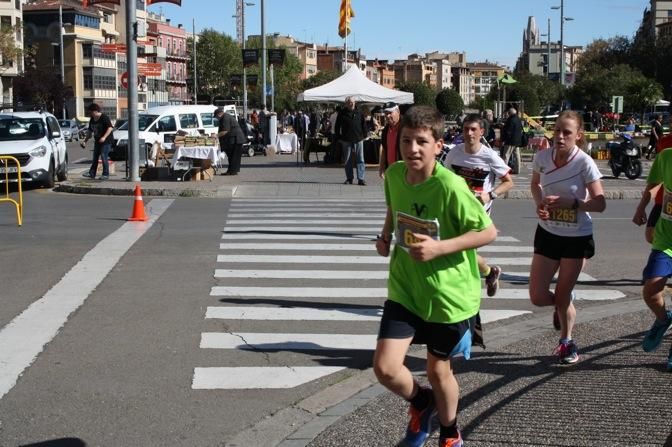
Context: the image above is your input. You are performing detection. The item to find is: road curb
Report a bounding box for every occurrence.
[233,297,648,447]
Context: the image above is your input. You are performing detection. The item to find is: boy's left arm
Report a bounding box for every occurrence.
[407,224,497,262]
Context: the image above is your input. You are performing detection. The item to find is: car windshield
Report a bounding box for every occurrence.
[0,117,46,141]
[117,115,158,131]
[59,120,72,128]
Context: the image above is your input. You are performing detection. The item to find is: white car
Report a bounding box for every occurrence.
[0,111,68,188]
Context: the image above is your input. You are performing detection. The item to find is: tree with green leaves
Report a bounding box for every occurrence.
[187,29,240,101]
[13,67,70,113]
[395,81,437,107]
[435,88,463,117]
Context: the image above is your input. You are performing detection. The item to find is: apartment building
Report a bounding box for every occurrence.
[394,54,436,87]
[315,45,363,73]
[0,0,23,109]
[644,0,672,36]
[451,65,473,106]
[365,59,394,88]
[146,12,187,105]
[467,61,504,98]
[268,34,317,80]
[425,52,452,90]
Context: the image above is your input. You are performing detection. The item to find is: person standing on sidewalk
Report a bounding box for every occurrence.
[501,107,523,174]
[632,147,672,369]
[335,96,367,185]
[378,102,401,178]
[374,106,496,447]
[440,113,514,297]
[216,108,245,176]
[645,114,663,160]
[529,110,605,365]
[81,103,113,180]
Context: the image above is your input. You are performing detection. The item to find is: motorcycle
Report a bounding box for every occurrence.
[607,133,642,180]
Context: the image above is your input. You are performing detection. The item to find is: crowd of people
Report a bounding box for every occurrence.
[368,98,672,446]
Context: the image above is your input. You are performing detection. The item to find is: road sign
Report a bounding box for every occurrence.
[612,96,624,114]
[120,72,141,89]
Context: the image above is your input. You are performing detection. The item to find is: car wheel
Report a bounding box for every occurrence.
[57,154,68,181]
[247,146,255,157]
[43,159,55,188]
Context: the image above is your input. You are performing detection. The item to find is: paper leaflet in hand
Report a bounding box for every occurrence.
[395,211,440,252]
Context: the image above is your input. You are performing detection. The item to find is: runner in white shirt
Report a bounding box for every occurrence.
[529,110,606,365]
[441,113,514,296]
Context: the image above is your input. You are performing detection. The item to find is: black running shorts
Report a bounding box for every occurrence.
[533,225,595,260]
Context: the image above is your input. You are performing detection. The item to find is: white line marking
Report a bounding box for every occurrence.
[218,243,531,252]
[204,307,531,323]
[482,289,625,300]
[192,366,345,389]
[206,306,382,321]
[232,199,384,203]
[223,226,378,233]
[478,257,532,265]
[226,219,383,225]
[494,236,520,242]
[200,332,377,350]
[210,286,387,298]
[480,309,532,323]
[0,199,174,400]
[216,254,388,264]
[220,243,376,251]
[227,213,385,218]
[214,269,388,279]
[502,271,597,281]
[221,233,375,240]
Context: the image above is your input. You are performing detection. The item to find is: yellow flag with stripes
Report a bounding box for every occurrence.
[338,0,355,38]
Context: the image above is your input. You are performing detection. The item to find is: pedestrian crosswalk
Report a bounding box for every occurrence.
[191,197,626,391]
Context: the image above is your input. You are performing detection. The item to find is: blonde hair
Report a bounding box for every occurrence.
[556,110,585,149]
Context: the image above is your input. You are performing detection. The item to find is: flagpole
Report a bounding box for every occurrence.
[343,0,348,73]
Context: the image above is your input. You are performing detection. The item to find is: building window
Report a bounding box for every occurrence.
[0,16,11,32]
[74,14,100,29]
[83,67,93,89]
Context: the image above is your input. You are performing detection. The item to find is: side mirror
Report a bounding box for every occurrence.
[52,131,61,138]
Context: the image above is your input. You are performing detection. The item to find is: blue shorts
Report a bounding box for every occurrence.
[642,250,672,281]
[377,300,476,360]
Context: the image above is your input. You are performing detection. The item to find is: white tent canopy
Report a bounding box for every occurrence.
[297,65,414,104]
[655,99,670,107]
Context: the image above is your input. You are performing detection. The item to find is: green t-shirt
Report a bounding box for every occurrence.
[384,161,493,324]
[648,149,672,256]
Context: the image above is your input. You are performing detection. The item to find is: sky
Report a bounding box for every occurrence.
[148,0,650,69]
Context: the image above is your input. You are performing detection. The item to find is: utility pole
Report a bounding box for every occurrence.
[559,0,564,86]
[59,5,66,119]
[261,0,266,110]
[547,18,551,79]
[192,18,197,104]
[125,0,139,181]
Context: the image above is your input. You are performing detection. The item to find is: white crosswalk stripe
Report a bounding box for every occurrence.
[193,197,626,390]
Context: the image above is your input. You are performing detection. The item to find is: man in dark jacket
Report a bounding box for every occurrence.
[501,107,523,174]
[216,108,246,175]
[378,101,401,178]
[335,96,367,185]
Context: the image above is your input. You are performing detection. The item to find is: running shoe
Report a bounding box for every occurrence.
[485,265,501,297]
[553,340,579,364]
[99,175,109,180]
[439,432,463,447]
[667,345,672,372]
[642,310,672,352]
[81,172,93,178]
[403,388,436,447]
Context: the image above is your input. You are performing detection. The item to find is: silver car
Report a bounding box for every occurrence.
[58,119,80,142]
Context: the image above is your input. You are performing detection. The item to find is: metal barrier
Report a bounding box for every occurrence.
[0,155,23,226]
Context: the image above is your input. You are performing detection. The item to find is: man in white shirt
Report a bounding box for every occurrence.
[441,113,514,296]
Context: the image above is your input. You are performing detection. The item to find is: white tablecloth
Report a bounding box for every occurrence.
[275,133,298,154]
[170,145,221,167]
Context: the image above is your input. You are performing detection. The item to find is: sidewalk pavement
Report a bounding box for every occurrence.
[55,155,647,199]
[227,299,672,447]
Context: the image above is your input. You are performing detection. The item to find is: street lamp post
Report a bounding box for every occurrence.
[59,5,66,119]
[261,0,266,110]
[552,0,573,86]
[239,2,254,120]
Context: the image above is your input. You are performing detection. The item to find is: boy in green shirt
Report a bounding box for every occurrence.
[633,149,672,369]
[374,106,497,447]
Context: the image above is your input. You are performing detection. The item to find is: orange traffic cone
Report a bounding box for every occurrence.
[128,184,149,221]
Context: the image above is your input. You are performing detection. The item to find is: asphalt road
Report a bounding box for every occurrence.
[0,188,652,446]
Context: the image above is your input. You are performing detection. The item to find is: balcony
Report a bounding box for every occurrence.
[166,49,188,60]
[168,93,189,103]
[166,74,187,84]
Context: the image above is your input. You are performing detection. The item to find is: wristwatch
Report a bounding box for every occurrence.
[489,191,498,201]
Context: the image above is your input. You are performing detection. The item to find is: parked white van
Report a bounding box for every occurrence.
[0,111,68,188]
[111,104,236,160]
